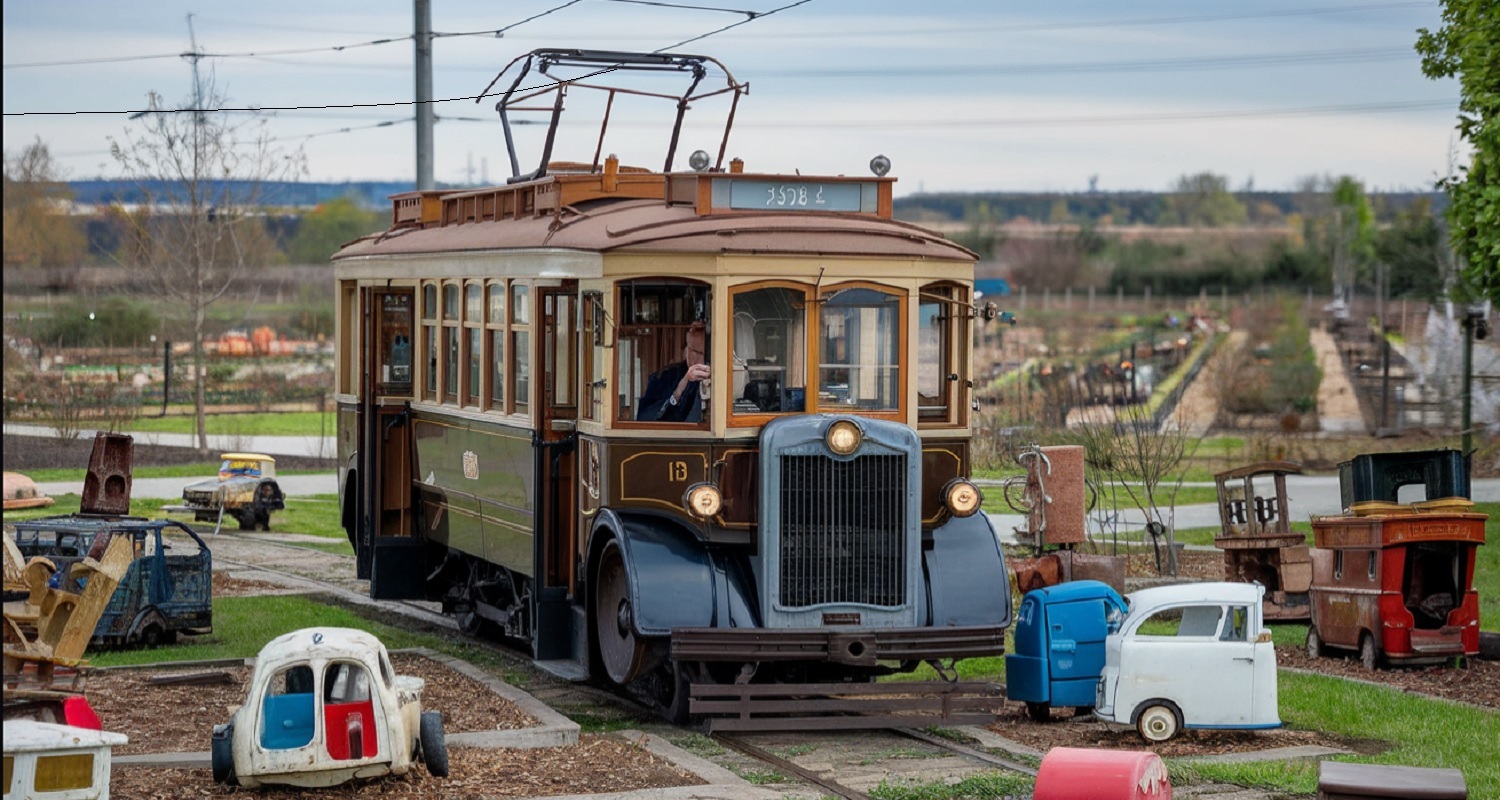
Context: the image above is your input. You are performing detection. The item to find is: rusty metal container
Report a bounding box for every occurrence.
[79,432,133,517]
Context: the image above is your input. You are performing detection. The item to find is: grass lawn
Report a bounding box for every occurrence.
[2,493,349,552]
[20,463,331,483]
[115,411,335,438]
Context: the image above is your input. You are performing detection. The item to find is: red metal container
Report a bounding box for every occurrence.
[1034,747,1171,799]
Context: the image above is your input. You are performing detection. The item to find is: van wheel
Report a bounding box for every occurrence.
[1025,702,1051,723]
[1135,702,1181,743]
[419,711,449,777]
[1306,627,1325,659]
[211,723,237,785]
[1359,633,1380,671]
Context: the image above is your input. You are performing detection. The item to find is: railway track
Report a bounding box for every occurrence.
[208,530,1042,796]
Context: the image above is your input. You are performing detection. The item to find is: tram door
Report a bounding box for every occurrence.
[536,284,579,659]
[359,287,420,598]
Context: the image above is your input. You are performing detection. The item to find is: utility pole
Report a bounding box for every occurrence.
[414,0,435,190]
[1460,306,1490,456]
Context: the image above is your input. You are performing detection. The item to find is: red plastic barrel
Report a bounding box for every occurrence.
[1034,747,1172,800]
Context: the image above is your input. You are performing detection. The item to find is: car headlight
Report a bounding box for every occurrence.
[825,420,862,456]
[943,479,983,518]
[683,483,722,519]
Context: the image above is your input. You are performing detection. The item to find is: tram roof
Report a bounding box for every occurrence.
[332,169,975,265]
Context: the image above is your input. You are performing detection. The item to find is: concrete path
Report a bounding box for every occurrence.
[1164,330,1247,437]
[1308,327,1365,433]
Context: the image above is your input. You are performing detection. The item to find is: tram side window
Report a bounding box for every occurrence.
[422,283,438,401]
[465,282,483,406]
[512,284,530,414]
[918,284,960,421]
[730,286,806,415]
[819,286,900,411]
[377,291,413,394]
[488,281,506,410]
[615,279,711,423]
[443,283,460,403]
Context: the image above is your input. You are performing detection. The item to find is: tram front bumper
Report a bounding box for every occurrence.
[669,625,1005,667]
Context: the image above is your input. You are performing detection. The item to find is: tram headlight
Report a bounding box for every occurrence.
[943,478,983,518]
[683,482,722,519]
[825,420,862,456]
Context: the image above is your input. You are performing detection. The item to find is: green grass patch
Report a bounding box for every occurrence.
[3,493,347,550]
[1473,502,1498,632]
[871,770,1034,800]
[20,463,330,482]
[1180,671,1500,796]
[119,411,336,438]
[87,594,450,667]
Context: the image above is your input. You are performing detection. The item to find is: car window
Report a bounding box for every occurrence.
[220,460,263,479]
[1133,604,1224,638]
[324,662,372,703]
[260,665,316,750]
[1220,605,1249,641]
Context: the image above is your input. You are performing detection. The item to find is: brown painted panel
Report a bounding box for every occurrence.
[611,443,712,515]
[921,440,968,526]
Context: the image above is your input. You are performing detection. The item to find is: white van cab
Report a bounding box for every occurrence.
[1094,582,1280,742]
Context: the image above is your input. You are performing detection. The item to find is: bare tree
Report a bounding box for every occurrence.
[3,138,86,282]
[1067,403,1199,576]
[109,81,304,453]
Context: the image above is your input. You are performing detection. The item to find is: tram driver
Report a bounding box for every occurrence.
[639,322,710,422]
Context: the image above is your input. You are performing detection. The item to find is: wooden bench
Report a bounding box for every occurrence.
[1319,762,1467,799]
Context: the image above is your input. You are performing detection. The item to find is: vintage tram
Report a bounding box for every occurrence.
[331,50,1012,726]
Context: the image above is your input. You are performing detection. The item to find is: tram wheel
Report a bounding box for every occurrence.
[660,661,695,726]
[595,540,649,685]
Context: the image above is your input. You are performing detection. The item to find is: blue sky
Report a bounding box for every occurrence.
[1,1,1463,195]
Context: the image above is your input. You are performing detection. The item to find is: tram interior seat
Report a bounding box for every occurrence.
[742,375,780,412]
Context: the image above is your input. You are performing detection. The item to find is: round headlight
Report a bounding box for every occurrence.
[944,479,983,518]
[683,483,722,519]
[826,420,862,456]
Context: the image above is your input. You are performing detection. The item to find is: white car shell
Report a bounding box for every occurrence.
[1094,582,1280,741]
[216,627,442,788]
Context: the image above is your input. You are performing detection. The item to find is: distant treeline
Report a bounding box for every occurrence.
[66,179,422,209]
[894,190,1444,226]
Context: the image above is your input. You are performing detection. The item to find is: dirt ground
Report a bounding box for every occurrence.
[99,651,702,799]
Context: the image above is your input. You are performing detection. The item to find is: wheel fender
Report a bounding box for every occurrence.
[589,510,732,636]
[128,606,167,641]
[923,512,1012,628]
[1129,698,1182,727]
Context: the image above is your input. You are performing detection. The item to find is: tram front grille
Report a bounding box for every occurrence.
[777,454,907,609]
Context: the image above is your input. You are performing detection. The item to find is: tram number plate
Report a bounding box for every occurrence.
[726,180,866,212]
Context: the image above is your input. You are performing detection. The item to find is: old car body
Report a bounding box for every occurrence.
[1094,582,1280,742]
[169,453,284,531]
[212,627,447,789]
[1212,461,1312,621]
[10,516,212,646]
[1308,450,1486,669]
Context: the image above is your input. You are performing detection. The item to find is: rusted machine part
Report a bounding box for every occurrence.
[1039,446,1087,547]
[1011,550,1126,595]
[1213,461,1310,621]
[2,473,55,511]
[80,432,134,517]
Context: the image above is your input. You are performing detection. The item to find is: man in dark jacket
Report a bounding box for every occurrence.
[639,324,709,422]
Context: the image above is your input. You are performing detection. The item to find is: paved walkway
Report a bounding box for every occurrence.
[1308,327,1365,432]
[1163,330,1247,437]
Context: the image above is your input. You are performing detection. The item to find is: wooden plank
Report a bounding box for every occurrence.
[46,536,133,662]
